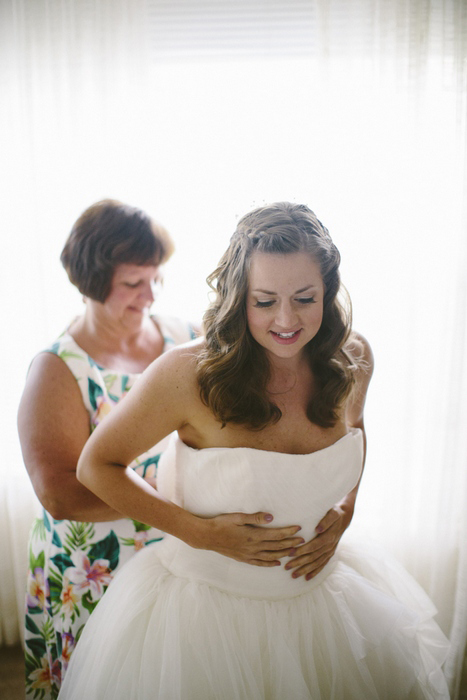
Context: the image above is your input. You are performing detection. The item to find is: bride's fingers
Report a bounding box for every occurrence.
[248,559,282,567]
[285,544,332,568]
[240,515,302,539]
[264,542,308,558]
[314,507,341,534]
[230,542,304,563]
[252,546,301,562]
[253,536,306,551]
[287,551,333,579]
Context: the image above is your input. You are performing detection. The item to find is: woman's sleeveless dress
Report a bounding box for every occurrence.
[58,429,450,699]
[24,315,196,700]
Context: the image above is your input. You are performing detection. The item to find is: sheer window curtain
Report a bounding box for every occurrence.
[1,0,466,696]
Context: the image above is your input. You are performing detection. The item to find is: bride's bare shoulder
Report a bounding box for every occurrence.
[143,336,205,387]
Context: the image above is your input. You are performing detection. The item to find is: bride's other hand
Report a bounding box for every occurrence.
[194,512,304,567]
[284,498,355,580]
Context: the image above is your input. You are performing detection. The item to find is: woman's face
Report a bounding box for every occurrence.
[102,263,162,328]
[246,251,324,364]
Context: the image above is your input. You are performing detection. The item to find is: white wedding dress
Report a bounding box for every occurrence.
[58,429,450,699]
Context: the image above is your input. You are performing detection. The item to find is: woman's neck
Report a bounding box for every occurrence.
[68,306,162,372]
[267,352,311,396]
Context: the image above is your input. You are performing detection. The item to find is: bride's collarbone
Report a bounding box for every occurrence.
[205,410,347,455]
[254,416,346,455]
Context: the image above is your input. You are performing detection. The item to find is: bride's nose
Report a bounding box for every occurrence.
[274,301,298,329]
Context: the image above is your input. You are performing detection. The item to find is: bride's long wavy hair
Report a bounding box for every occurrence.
[196,202,358,429]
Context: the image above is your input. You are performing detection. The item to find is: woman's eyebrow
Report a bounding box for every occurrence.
[252,284,318,295]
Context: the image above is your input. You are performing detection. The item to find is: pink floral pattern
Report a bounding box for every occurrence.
[65,552,113,600]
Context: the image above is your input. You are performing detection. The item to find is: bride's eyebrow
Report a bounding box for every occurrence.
[252,284,318,295]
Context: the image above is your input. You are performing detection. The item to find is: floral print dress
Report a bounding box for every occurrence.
[25,315,196,700]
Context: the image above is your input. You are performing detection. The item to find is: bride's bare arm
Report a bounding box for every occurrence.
[77,343,304,566]
[285,333,374,580]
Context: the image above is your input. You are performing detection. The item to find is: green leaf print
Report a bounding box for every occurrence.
[25,616,41,635]
[43,511,51,532]
[81,590,99,615]
[88,378,104,411]
[59,349,83,362]
[63,520,95,553]
[104,373,118,391]
[25,650,46,695]
[24,649,41,674]
[139,454,161,477]
[29,549,45,574]
[75,622,86,644]
[56,630,62,657]
[52,529,62,547]
[41,617,56,644]
[88,531,119,570]
[132,520,153,532]
[104,374,121,401]
[27,605,45,616]
[30,517,46,541]
[50,552,74,574]
[146,536,164,545]
[121,375,130,393]
[25,636,47,658]
[49,571,63,615]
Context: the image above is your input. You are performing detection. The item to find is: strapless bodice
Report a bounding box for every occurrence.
[155,429,363,599]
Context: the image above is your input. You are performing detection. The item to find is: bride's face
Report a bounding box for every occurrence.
[246,251,324,363]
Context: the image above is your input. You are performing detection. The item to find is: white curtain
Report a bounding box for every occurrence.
[1,1,466,695]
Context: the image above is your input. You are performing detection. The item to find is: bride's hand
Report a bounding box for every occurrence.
[194,512,305,567]
[284,503,352,580]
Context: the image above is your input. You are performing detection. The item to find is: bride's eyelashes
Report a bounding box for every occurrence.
[254,297,316,308]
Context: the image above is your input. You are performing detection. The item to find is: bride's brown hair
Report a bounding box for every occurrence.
[196,202,358,429]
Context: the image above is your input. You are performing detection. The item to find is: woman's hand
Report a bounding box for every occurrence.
[193,512,305,567]
[285,501,354,580]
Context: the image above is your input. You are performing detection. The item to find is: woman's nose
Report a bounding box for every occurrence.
[274,302,298,328]
[140,282,156,304]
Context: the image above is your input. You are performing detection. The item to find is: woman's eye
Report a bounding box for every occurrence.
[296,297,316,304]
[124,282,140,288]
[254,300,275,308]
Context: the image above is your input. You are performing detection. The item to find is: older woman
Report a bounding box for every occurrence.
[17,199,199,697]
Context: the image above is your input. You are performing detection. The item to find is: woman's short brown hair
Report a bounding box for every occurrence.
[60,199,174,302]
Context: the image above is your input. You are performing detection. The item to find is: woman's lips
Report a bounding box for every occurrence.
[270,330,302,345]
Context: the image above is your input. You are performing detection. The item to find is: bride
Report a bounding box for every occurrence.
[58,202,449,699]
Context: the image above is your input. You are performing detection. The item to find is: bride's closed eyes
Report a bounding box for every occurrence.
[254,297,317,308]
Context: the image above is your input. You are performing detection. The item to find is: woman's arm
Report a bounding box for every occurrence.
[76,345,305,566]
[18,353,126,521]
[285,333,375,580]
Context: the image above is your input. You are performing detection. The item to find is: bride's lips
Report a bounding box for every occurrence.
[270,330,302,345]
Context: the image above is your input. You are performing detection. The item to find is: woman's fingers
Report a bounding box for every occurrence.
[239,512,302,535]
[314,506,340,533]
[248,559,282,567]
[284,531,339,578]
[289,550,332,580]
[205,512,305,564]
[248,534,305,550]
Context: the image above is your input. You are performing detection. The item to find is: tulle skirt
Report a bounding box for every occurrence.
[58,540,450,700]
